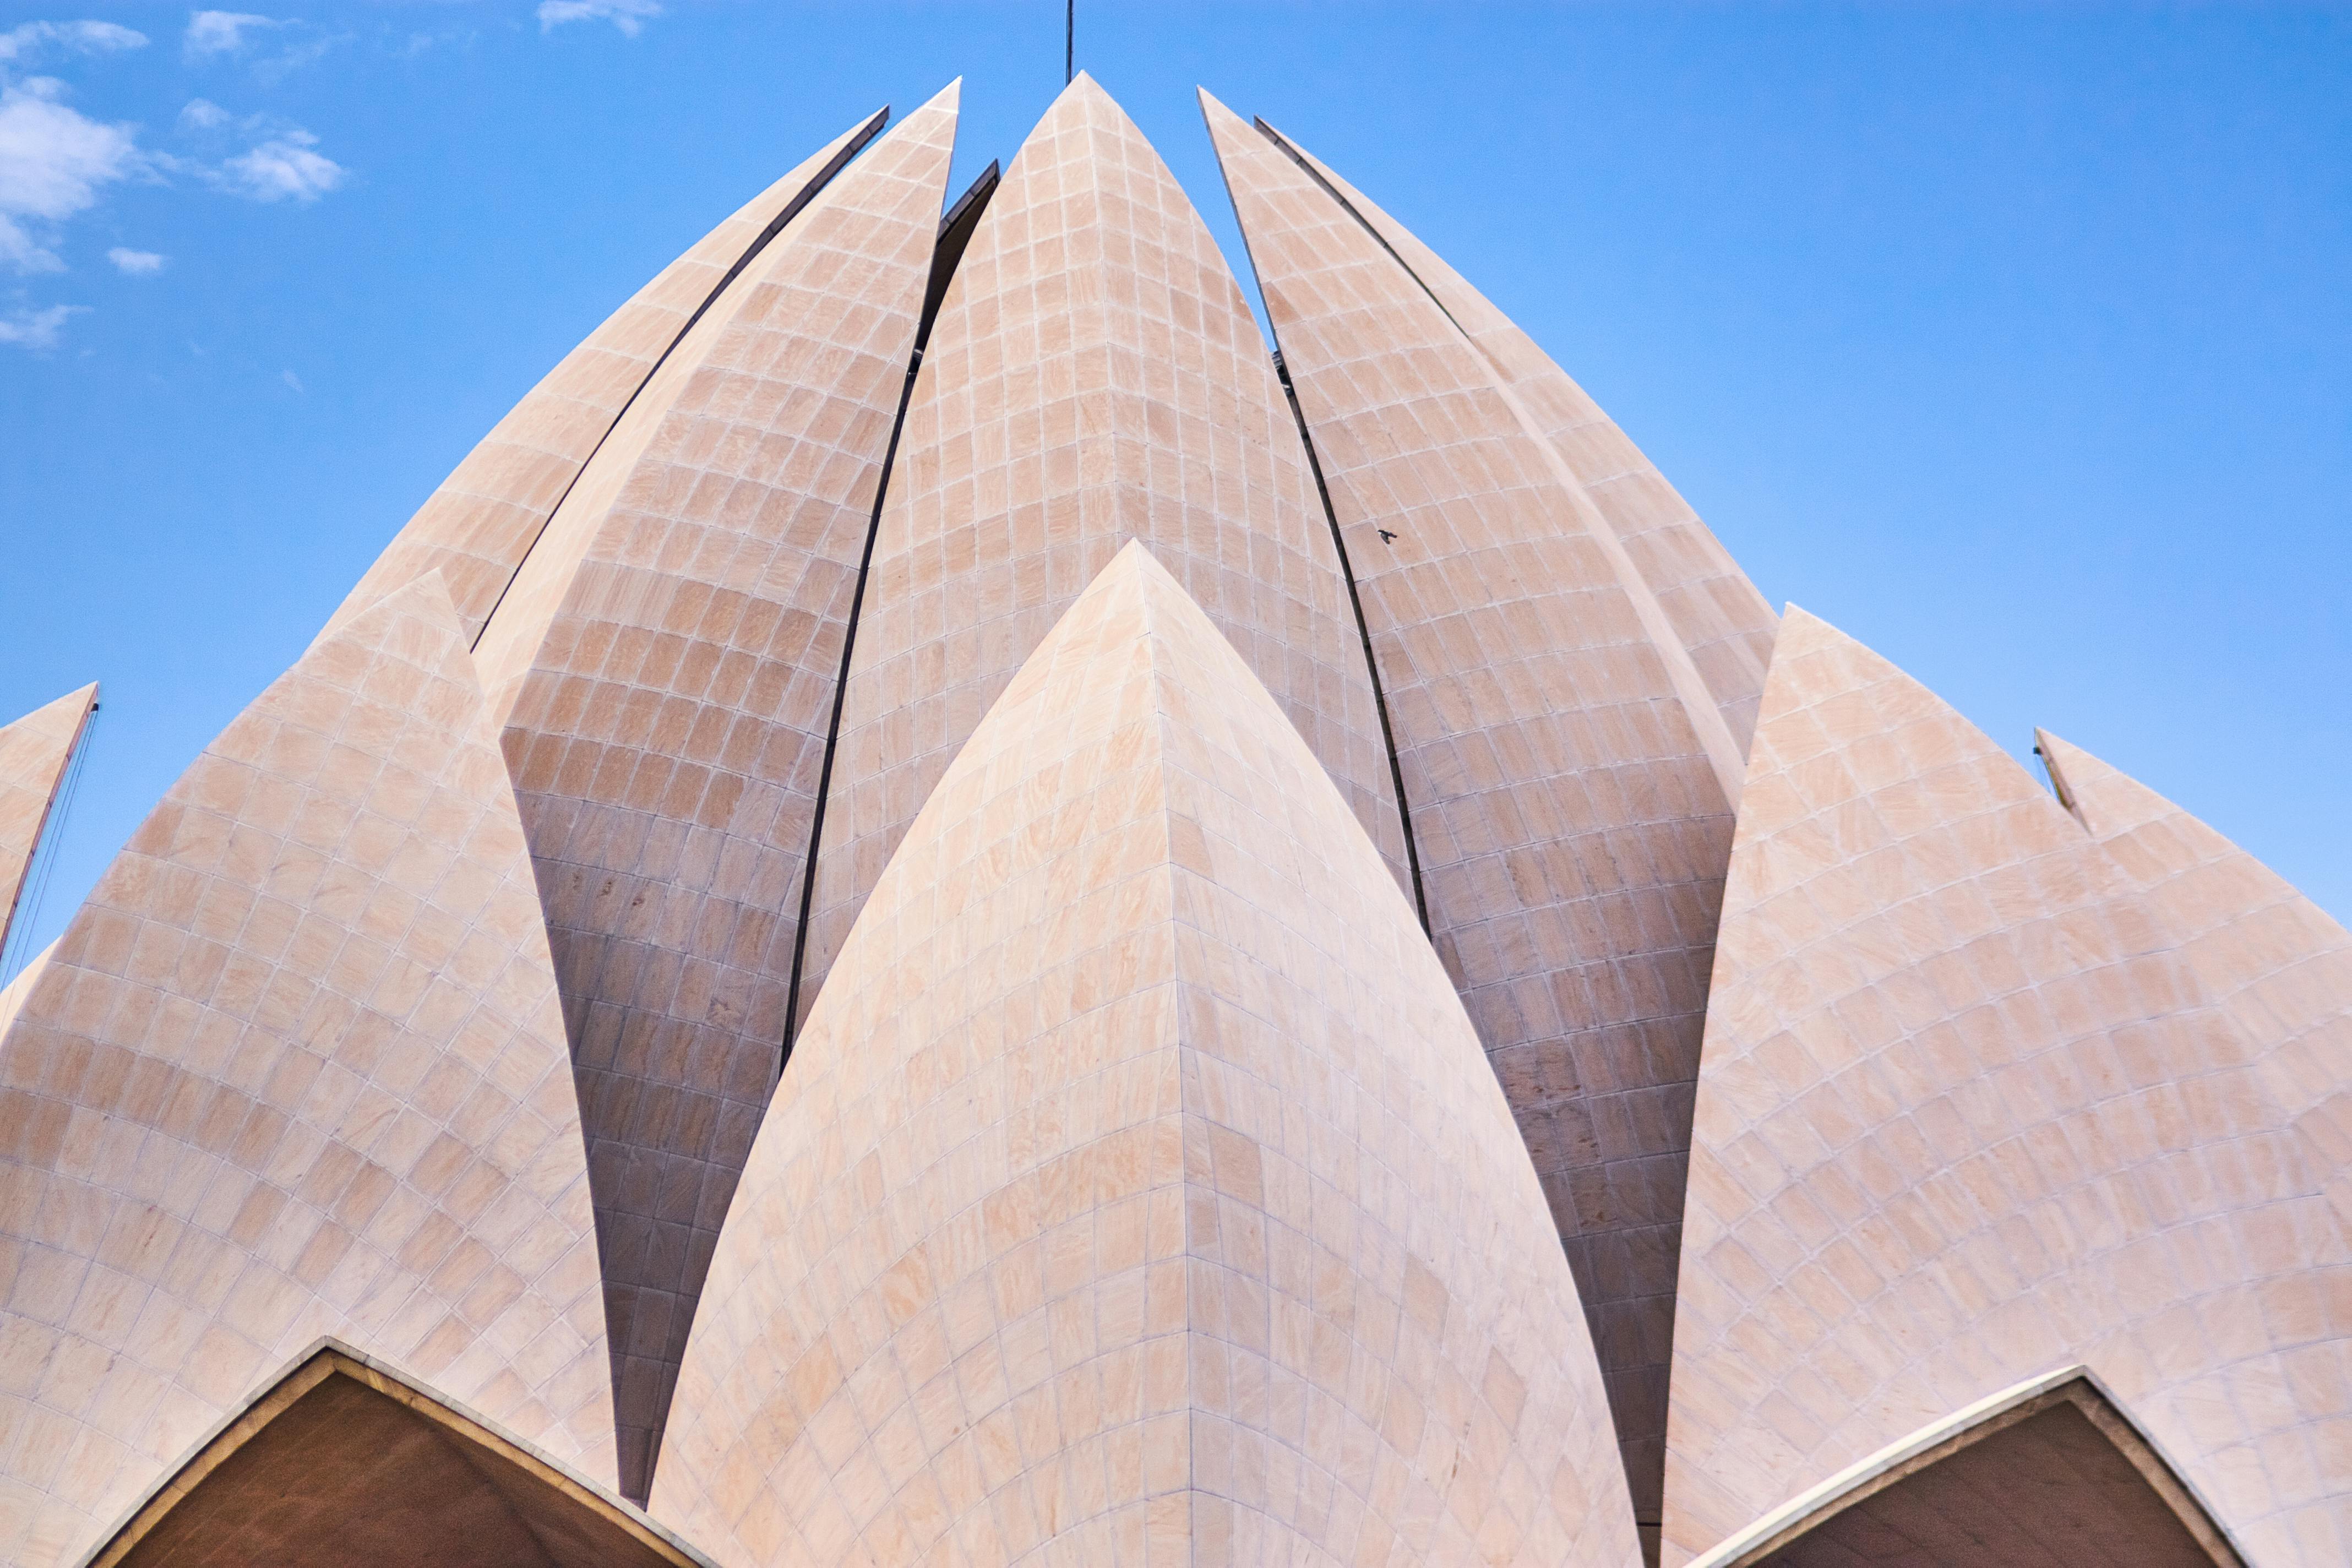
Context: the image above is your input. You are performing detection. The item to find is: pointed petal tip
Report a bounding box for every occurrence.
[0,937,58,1037]
[12,683,98,723]
[20,682,102,724]
[1196,85,1253,140]
[1776,602,1839,643]
[2030,727,2113,806]
[2034,727,2095,765]
[1196,89,1264,182]
[1058,69,1123,113]
[2032,727,2087,814]
[386,564,465,628]
[888,79,961,141]
[328,568,471,669]
[1098,538,1191,608]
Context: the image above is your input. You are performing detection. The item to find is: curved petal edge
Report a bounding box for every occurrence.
[0,575,611,1567]
[654,542,1642,1568]
[1665,607,2352,1566]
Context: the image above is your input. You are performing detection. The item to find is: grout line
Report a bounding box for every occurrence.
[1199,94,1434,938]
[1274,349,1431,936]
[779,161,1002,1071]
[1253,116,1474,342]
[1251,114,1746,805]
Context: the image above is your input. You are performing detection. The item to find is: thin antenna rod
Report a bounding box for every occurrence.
[1065,0,1074,83]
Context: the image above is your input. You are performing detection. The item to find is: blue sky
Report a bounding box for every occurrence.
[1,1,2345,973]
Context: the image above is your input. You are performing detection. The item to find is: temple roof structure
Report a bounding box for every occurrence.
[3,71,2341,1568]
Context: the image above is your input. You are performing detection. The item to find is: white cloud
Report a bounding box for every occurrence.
[0,21,146,67]
[182,13,335,84]
[0,301,86,348]
[176,98,349,204]
[537,1,661,37]
[0,14,344,324]
[216,127,342,202]
[280,367,301,392]
[184,12,277,60]
[0,77,143,272]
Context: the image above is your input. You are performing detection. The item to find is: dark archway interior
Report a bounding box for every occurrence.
[102,1365,694,1568]
[1757,1400,2224,1568]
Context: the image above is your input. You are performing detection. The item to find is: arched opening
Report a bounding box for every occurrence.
[83,1344,709,1568]
[1694,1369,2246,1568]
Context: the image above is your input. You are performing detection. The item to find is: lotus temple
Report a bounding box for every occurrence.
[0,74,2345,1568]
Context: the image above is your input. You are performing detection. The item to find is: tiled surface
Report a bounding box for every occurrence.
[460,90,961,1499]
[2041,732,2352,1234]
[318,113,880,646]
[1664,608,2352,1567]
[799,75,1408,1041]
[1754,1403,2213,1567]
[1205,90,1737,1528]
[0,944,53,1038]
[652,544,1641,1568]
[0,577,612,1568]
[1262,128,1777,756]
[0,684,97,957]
[15,76,2351,1568]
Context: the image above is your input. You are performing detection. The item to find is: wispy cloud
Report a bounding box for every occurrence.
[215,128,342,202]
[183,13,339,84]
[175,99,348,203]
[0,301,86,349]
[0,21,146,67]
[0,12,344,342]
[537,1,661,38]
[0,77,144,272]
[280,366,301,393]
[184,12,277,61]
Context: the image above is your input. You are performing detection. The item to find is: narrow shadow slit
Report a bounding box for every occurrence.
[1273,347,1430,934]
[779,157,1003,1068]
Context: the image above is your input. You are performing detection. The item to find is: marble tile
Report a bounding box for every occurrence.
[652,543,1641,1568]
[1204,89,1740,1527]
[0,576,610,1567]
[800,75,1409,1054]
[1665,609,2352,1567]
[461,88,961,1500]
[318,111,885,646]
[1255,122,1776,756]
